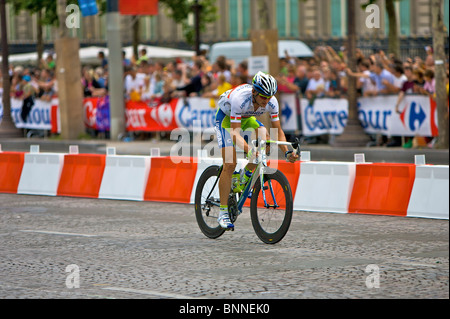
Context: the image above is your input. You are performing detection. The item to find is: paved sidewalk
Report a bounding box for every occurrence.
[0,137,448,165]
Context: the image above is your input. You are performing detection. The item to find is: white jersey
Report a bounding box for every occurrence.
[217,84,280,124]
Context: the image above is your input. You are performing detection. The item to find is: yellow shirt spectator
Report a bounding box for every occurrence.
[208,74,232,108]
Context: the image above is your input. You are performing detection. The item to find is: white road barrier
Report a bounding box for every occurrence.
[407,165,449,219]
[99,155,151,201]
[18,152,65,196]
[294,161,356,213]
[1,147,448,220]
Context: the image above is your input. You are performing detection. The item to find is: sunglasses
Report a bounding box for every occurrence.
[258,93,272,99]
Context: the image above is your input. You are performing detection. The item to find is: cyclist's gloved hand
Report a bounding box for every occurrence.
[246,147,258,162]
[285,150,299,163]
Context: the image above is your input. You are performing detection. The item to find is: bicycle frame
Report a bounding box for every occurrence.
[203,138,299,216]
[236,141,268,213]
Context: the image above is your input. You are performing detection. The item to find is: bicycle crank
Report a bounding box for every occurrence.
[228,193,239,224]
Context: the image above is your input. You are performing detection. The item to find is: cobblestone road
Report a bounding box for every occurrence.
[0,194,448,299]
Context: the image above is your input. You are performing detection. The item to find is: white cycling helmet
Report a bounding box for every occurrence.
[252,71,278,97]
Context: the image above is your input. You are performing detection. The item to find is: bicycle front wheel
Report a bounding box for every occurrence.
[195,165,226,239]
[250,170,293,244]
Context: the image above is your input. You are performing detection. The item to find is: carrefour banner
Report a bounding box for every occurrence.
[10,97,60,133]
[300,98,348,136]
[300,95,439,137]
[83,96,110,131]
[279,93,299,132]
[125,97,216,132]
[358,95,438,137]
[125,98,179,131]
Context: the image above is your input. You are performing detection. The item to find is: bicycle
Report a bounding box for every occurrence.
[194,139,300,244]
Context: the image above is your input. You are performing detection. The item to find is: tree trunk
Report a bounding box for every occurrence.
[0,0,22,137]
[431,0,449,149]
[55,0,84,139]
[57,0,68,38]
[332,0,370,147]
[36,10,44,66]
[385,0,400,58]
[256,0,270,30]
[251,0,277,135]
[132,15,140,60]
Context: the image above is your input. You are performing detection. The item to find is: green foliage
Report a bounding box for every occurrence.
[8,0,99,26]
[9,0,218,45]
[160,0,218,44]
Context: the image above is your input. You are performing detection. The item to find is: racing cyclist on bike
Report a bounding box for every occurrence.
[215,71,299,230]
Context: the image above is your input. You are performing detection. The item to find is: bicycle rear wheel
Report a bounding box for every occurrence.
[250,170,293,244]
[195,165,226,239]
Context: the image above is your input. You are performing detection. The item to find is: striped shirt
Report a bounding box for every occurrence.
[217,84,279,124]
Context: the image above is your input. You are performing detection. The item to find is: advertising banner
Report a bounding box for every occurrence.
[174,97,216,132]
[300,95,439,137]
[125,98,179,132]
[279,93,299,132]
[300,98,348,136]
[10,97,60,133]
[10,93,437,138]
[358,95,438,137]
[83,96,110,131]
[124,97,216,132]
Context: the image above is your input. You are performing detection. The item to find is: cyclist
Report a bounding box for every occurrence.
[215,71,299,230]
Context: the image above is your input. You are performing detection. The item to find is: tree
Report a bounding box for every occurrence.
[332,0,371,146]
[431,0,449,149]
[160,0,218,46]
[1,0,22,137]
[125,0,218,59]
[362,0,400,58]
[250,0,278,132]
[7,0,80,65]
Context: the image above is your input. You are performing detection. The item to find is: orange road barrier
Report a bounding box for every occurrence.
[348,163,416,217]
[57,154,106,198]
[250,160,300,209]
[274,160,301,197]
[144,157,198,203]
[0,152,25,194]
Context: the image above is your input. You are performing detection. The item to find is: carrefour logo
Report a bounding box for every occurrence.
[400,101,426,131]
[178,100,215,129]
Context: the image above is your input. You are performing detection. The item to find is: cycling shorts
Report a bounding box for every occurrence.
[215,109,264,149]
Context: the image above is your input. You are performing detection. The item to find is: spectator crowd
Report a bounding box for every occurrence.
[2,44,449,148]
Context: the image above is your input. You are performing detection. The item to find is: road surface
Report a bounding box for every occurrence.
[0,193,448,300]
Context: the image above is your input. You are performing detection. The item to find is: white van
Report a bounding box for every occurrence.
[208,40,314,65]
